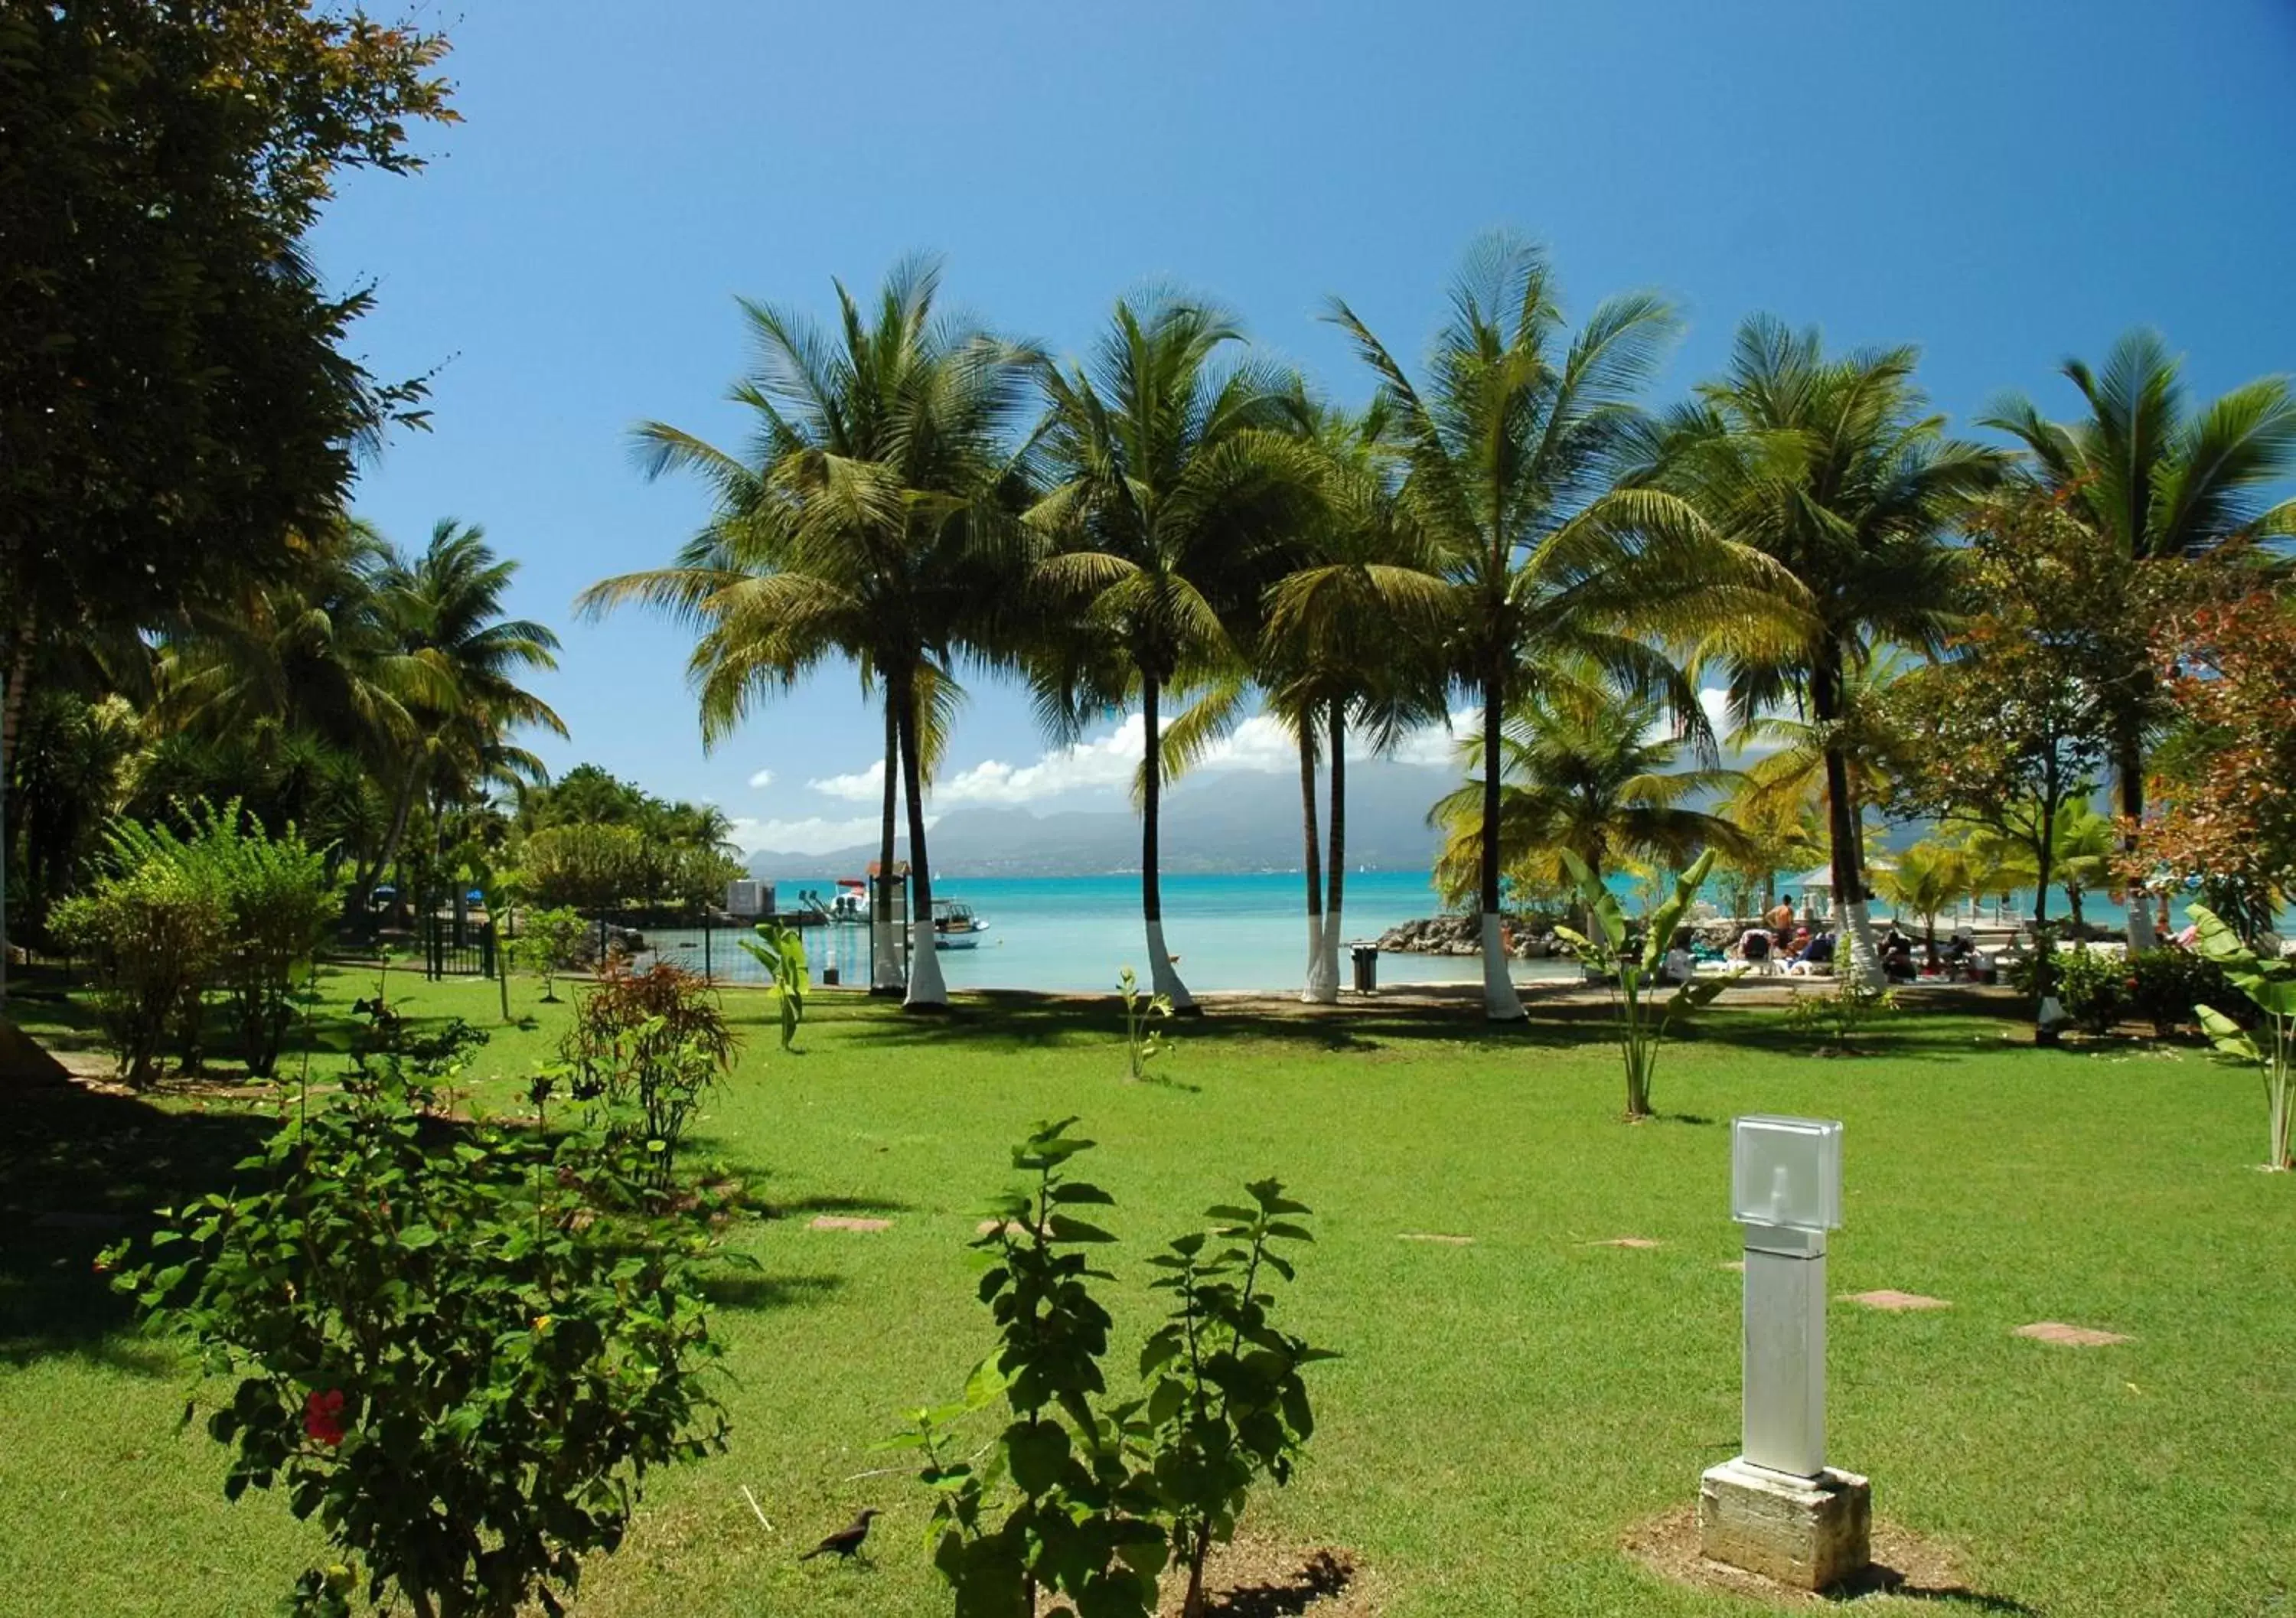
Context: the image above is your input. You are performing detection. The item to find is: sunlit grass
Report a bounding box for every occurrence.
[1,968,2285,1616]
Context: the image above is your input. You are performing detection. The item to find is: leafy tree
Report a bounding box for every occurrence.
[514,906,591,1004]
[2140,589,2296,938]
[1028,295,1321,1014]
[1877,499,2114,1037]
[1648,316,2004,985]
[1,0,455,776]
[1985,330,2296,947]
[582,256,1037,1013]
[1329,235,1769,1019]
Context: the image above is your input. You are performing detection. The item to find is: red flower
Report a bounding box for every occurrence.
[304,1389,348,1447]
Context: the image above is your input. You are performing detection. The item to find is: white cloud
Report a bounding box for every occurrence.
[1387,709,1476,769]
[807,759,885,803]
[727,813,932,856]
[936,716,1148,805]
[747,768,775,789]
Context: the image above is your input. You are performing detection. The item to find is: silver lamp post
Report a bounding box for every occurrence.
[1698,1114,1870,1590]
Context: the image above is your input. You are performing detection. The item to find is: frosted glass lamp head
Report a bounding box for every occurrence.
[1730,1115,1844,1232]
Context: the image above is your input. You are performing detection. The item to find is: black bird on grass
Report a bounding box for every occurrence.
[799,1508,880,1563]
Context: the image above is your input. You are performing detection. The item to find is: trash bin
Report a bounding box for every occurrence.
[1350,943,1378,994]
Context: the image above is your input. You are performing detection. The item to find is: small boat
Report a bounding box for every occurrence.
[823,877,869,923]
[928,898,991,950]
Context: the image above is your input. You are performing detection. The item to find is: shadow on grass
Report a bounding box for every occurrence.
[815,984,2040,1067]
[0,1081,273,1368]
[1831,1566,2041,1613]
[1206,1548,1355,1616]
[696,1271,845,1313]
[769,1192,916,1218]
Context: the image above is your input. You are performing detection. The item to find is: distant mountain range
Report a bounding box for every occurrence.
[745,761,1454,878]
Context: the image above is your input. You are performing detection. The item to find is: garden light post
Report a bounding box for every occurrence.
[1698,1114,1870,1590]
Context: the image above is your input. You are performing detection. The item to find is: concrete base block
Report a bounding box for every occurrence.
[1698,1457,1870,1590]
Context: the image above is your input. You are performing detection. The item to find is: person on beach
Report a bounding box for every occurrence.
[1765,893,1795,936]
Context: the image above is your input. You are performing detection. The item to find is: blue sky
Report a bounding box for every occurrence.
[314,0,2296,854]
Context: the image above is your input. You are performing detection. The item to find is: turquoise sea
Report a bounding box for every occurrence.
[621,868,2206,996]
[727,869,1557,995]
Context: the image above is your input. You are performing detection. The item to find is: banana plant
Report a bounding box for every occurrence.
[739,922,807,1052]
[2187,905,2294,1171]
[1553,847,1737,1119]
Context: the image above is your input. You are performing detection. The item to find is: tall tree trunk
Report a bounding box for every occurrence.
[895,673,947,1012]
[1324,699,1348,1000]
[2031,809,2061,1042]
[373,756,426,928]
[2116,726,2155,950]
[871,697,904,993]
[1297,713,1332,1003]
[1479,674,1524,1020]
[1813,657,1883,987]
[1141,673,1196,1013]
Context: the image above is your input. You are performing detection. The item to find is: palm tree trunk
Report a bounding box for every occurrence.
[871,698,904,994]
[1297,714,1332,1003]
[1141,673,1196,1013]
[895,673,947,1012]
[0,609,29,782]
[2116,726,2155,950]
[1813,657,1882,987]
[374,757,426,928]
[1479,674,1524,1020]
[1324,700,1348,1000]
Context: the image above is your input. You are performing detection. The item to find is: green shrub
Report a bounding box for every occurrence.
[887,1119,1330,1618]
[738,922,807,1051]
[559,961,737,1190]
[51,853,228,1085]
[2050,947,2131,1036]
[105,1081,729,1618]
[2128,947,2243,1037]
[52,802,338,1081]
[1784,976,1900,1050]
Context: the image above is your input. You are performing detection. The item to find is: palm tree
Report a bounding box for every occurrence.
[1874,839,1973,965]
[1648,316,2004,985]
[370,520,565,904]
[2050,801,2119,936]
[1430,674,1748,915]
[1984,331,2296,947]
[1258,400,1450,1002]
[1329,234,1776,1019]
[1026,293,1321,1013]
[580,257,1037,1011]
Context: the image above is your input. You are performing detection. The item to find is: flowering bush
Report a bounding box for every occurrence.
[106,1080,729,1618]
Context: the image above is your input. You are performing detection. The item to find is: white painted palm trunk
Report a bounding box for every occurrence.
[1838,899,1885,988]
[1146,918,1195,1013]
[871,919,905,991]
[904,927,947,1009]
[1482,914,1525,1021]
[1301,912,1339,1004]
[2127,902,2157,952]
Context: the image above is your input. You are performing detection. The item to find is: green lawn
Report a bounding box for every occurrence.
[2,967,2288,1616]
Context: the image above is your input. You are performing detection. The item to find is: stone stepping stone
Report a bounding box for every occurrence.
[976,1219,1026,1237]
[1843,1289,1952,1312]
[1587,1237,1662,1249]
[809,1215,892,1233]
[2015,1321,2131,1346]
[1717,1260,1745,1273]
[1396,1232,1474,1245]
